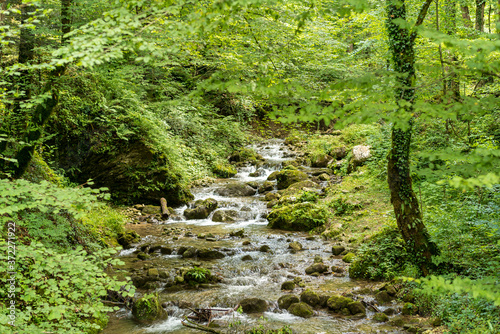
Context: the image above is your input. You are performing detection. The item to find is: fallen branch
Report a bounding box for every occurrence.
[181,318,221,333]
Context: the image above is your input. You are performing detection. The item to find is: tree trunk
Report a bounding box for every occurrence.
[386,0,439,276]
[61,0,72,44]
[461,5,472,27]
[444,0,461,102]
[476,0,486,31]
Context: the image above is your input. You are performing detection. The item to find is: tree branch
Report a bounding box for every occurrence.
[411,0,434,42]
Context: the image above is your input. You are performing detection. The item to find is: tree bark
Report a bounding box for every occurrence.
[61,0,72,44]
[386,0,439,276]
[476,0,486,31]
[444,0,461,102]
[461,5,472,27]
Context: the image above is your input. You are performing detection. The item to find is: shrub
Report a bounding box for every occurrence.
[184,267,212,285]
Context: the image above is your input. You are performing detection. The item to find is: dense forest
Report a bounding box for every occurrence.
[0,0,499,333]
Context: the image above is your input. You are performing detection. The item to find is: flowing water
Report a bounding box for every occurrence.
[103,140,405,334]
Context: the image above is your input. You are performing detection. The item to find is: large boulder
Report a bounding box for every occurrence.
[276,169,309,190]
[347,301,366,315]
[198,249,225,260]
[215,183,257,197]
[311,154,332,168]
[288,302,314,318]
[300,289,320,307]
[278,295,299,309]
[305,263,328,275]
[239,298,268,313]
[184,198,218,220]
[327,295,354,312]
[349,145,371,172]
[132,294,166,323]
[212,210,239,223]
[267,202,329,231]
[117,231,140,249]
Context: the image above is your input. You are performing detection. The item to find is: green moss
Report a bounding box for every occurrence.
[342,252,356,263]
[132,294,165,323]
[24,151,64,185]
[267,202,330,231]
[276,169,309,190]
[212,162,237,178]
[288,302,314,318]
[327,295,354,311]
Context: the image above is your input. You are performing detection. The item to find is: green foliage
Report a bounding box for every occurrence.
[349,225,409,280]
[184,267,212,285]
[297,190,320,203]
[0,242,135,333]
[328,196,361,216]
[267,202,330,231]
[212,161,238,178]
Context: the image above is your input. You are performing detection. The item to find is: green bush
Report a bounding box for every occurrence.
[0,242,134,333]
[349,225,409,280]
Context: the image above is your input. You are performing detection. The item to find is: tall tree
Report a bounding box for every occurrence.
[386,0,439,276]
[444,0,461,102]
[461,2,473,27]
[476,0,486,31]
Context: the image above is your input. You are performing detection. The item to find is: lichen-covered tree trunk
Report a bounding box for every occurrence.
[444,0,461,102]
[386,0,438,276]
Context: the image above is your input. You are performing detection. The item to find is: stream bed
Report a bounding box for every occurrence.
[103,140,408,334]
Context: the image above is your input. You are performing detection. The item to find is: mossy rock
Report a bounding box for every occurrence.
[402,302,417,315]
[215,182,257,197]
[305,263,328,275]
[276,169,309,190]
[88,312,109,334]
[300,289,320,307]
[259,181,275,193]
[212,162,237,178]
[229,148,263,164]
[311,154,332,168]
[240,298,268,313]
[198,249,225,260]
[281,281,296,290]
[373,312,389,322]
[142,205,161,215]
[132,294,165,323]
[212,210,239,223]
[117,230,140,249]
[288,241,303,251]
[374,291,392,304]
[264,192,281,201]
[326,295,354,311]
[267,202,329,231]
[347,301,365,315]
[288,302,314,318]
[342,252,356,263]
[332,245,345,256]
[278,295,299,309]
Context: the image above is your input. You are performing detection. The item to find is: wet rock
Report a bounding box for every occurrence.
[375,291,392,304]
[174,276,184,284]
[288,241,303,251]
[383,307,397,316]
[242,240,251,245]
[240,298,268,313]
[212,210,239,223]
[373,312,389,322]
[132,294,166,323]
[198,249,225,260]
[259,245,271,252]
[347,301,366,315]
[288,302,314,318]
[215,183,257,197]
[402,302,417,315]
[206,237,217,242]
[281,281,295,290]
[229,148,263,165]
[318,173,330,181]
[241,255,253,261]
[267,202,329,231]
[278,295,299,310]
[388,315,405,327]
[300,289,320,307]
[276,169,309,190]
[327,295,354,312]
[431,317,443,326]
[305,236,315,241]
[313,256,323,263]
[182,248,198,258]
[197,234,206,239]
[267,171,280,181]
[147,268,159,277]
[137,252,150,260]
[177,246,188,255]
[230,229,245,237]
[305,263,328,275]
[384,284,398,296]
[184,198,218,220]
[331,266,344,274]
[318,295,330,308]
[332,245,345,256]
[258,181,275,193]
[117,231,141,249]
[246,181,259,189]
[342,252,355,263]
[311,154,332,168]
